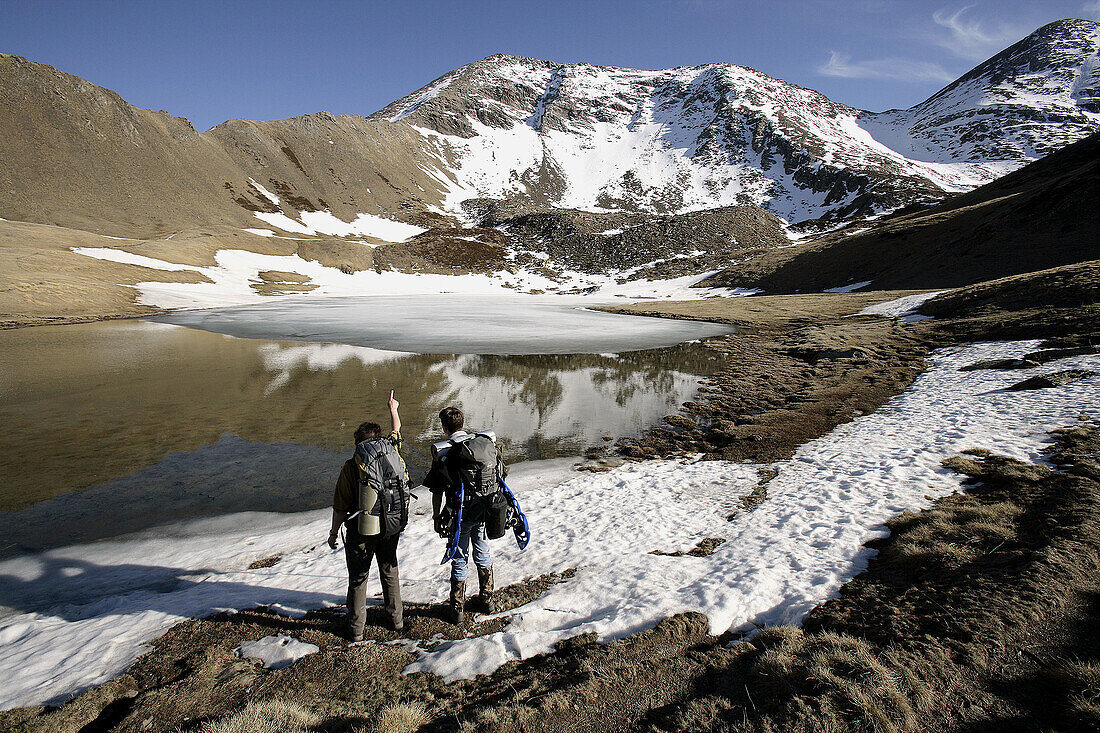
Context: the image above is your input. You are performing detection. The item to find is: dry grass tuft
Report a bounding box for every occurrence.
[471,702,539,732]
[364,701,431,733]
[1063,661,1100,728]
[877,492,1024,574]
[186,698,320,733]
[746,627,917,733]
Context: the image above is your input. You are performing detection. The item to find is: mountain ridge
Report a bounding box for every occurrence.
[0,19,1097,247]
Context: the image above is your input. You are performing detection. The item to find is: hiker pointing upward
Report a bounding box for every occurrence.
[328,390,410,639]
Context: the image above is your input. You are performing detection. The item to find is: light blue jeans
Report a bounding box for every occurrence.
[451,509,492,582]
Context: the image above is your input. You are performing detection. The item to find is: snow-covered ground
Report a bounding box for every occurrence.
[856,290,948,321]
[73,246,748,311]
[237,635,319,670]
[1,341,1096,709]
[252,211,427,241]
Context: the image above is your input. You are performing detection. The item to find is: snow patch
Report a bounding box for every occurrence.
[237,635,319,669]
[253,212,314,235]
[856,290,948,318]
[247,178,281,206]
[71,248,751,310]
[253,211,428,242]
[824,281,872,293]
[390,76,456,122]
[70,248,199,272]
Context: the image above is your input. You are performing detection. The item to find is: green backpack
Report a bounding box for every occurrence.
[353,438,411,538]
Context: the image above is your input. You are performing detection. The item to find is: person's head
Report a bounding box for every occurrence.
[439,406,464,435]
[354,421,382,444]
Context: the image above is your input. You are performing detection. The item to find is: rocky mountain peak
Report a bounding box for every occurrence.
[920,17,1100,120]
[862,18,1100,165]
[365,22,1098,223]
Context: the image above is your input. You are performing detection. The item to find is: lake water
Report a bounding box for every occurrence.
[0,300,732,556]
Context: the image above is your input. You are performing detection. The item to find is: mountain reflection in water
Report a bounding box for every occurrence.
[0,321,727,555]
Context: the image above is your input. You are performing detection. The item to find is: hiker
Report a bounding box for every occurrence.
[327,390,410,639]
[424,406,510,624]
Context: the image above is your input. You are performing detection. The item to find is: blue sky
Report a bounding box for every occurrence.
[3,0,1098,131]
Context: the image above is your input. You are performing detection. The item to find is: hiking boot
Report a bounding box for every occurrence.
[390,617,404,633]
[477,566,496,614]
[449,579,466,625]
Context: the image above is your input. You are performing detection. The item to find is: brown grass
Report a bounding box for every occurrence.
[742,627,921,733]
[601,290,931,330]
[614,306,933,464]
[184,698,320,733]
[363,702,431,733]
[641,422,1100,733]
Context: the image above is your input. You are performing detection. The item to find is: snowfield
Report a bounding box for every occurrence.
[72,245,751,311]
[252,210,428,241]
[0,341,1097,709]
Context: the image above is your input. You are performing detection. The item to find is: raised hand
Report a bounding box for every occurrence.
[388,389,401,433]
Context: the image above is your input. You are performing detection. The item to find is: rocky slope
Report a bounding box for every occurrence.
[0,51,454,240]
[378,19,1099,223]
[703,130,1100,293]
[861,18,1100,164]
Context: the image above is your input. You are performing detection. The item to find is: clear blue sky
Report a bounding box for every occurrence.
[3,0,1097,131]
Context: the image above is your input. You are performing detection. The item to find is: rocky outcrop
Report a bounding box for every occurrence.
[703,131,1100,292]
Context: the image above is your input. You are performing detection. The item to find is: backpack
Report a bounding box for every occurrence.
[354,438,411,538]
[450,433,509,539]
[453,434,503,499]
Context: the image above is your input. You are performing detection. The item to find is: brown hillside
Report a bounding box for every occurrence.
[704,131,1100,293]
[0,53,451,238]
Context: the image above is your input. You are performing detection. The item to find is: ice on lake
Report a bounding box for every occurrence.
[154,294,734,354]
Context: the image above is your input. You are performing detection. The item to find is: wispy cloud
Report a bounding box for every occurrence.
[816,51,955,83]
[931,5,1029,60]
[1082,2,1100,20]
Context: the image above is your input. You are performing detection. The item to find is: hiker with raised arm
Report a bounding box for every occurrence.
[327,390,411,640]
[423,406,529,625]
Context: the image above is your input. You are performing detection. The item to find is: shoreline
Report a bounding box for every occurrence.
[0,308,173,331]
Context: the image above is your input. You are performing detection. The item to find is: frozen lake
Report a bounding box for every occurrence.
[153,294,735,354]
[0,314,729,555]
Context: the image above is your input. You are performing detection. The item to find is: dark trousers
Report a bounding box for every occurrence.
[344,530,402,633]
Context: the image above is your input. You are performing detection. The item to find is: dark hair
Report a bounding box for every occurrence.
[439,406,464,434]
[354,421,382,444]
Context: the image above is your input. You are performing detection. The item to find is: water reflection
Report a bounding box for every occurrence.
[0,321,726,554]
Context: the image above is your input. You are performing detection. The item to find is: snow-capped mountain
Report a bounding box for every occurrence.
[1,19,1096,239]
[375,19,1099,223]
[861,18,1100,166]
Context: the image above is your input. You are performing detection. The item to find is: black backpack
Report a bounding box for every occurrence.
[454,434,503,499]
[451,434,509,539]
[355,438,411,538]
